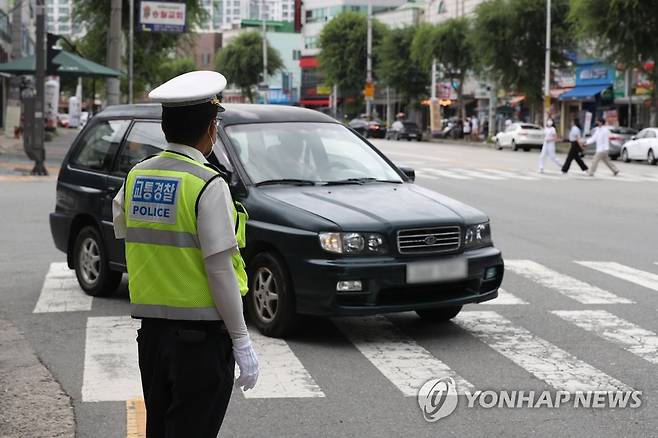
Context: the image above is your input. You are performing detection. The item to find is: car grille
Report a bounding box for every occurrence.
[396,226,461,254]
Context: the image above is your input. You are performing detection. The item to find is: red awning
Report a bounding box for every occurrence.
[299,56,319,69]
[299,98,329,106]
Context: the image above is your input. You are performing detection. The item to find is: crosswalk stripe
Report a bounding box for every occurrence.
[552,310,658,365]
[487,288,528,304]
[82,316,141,402]
[505,260,633,304]
[333,315,473,396]
[455,311,631,392]
[419,168,472,180]
[33,262,93,313]
[481,168,538,180]
[576,261,658,292]
[453,168,505,180]
[240,330,325,399]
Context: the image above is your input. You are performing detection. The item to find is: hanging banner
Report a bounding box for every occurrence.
[140,1,186,33]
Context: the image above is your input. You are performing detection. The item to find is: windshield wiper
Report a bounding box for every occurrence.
[323,178,402,185]
[255,178,317,187]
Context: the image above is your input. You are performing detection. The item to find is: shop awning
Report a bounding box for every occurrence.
[0,50,121,77]
[558,84,610,101]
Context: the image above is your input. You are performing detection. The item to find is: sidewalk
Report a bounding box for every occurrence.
[0,319,75,438]
[0,129,78,178]
[427,136,572,153]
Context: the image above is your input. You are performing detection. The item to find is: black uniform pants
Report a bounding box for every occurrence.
[137,318,235,438]
[562,141,588,173]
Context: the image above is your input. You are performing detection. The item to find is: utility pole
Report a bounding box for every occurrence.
[261,0,268,104]
[543,0,551,124]
[32,0,47,175]
[365,0,372,117]
[107,0,122,106]
[128,0,134,104]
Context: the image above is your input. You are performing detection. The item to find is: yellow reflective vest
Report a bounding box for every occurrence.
[124,150,248,320]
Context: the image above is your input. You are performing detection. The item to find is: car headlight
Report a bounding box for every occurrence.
[463,222,492,249]
[319,232,388,255]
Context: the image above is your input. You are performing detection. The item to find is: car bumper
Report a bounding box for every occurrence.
[49,212,71,254]
[291,246,504,316]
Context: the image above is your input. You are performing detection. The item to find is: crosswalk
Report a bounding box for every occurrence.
[33,259,658,403]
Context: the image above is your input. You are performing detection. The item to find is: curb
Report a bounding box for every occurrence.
[0,319,75,438]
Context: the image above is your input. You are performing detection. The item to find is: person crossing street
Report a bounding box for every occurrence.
[586,117,619,177]
[112,71,259,438]
[538,118,562,173]
[562,118,588,174]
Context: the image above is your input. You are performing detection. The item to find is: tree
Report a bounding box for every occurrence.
[215,32,283,102]
[375,26,427,107]
[72,0,206,99]
[411,18,474,118]
[473,0,573,115]
[318,12,386,104]
[157,57,198,84]
[570,0,658,121]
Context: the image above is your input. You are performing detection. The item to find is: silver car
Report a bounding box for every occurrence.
[584,127,637,160]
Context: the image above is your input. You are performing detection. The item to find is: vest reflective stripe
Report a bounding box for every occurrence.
[131,304,220,321]
[126,228,200,248]
[137,154,217,181]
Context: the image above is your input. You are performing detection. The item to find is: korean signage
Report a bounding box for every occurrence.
[140,1,186,33]
[575,63,614,87]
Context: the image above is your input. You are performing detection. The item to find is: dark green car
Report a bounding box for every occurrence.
[50,104,503,338]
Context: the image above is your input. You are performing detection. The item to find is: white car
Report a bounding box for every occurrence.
[620,128,658,165]
[494,123,544,151]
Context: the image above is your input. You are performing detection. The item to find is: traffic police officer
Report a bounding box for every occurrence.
[112,71,259,437]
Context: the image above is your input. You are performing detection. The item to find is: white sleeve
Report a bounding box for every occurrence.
[197,178,239,258]
[112,184,127,239]
[585,129,597,145]
[204,250,249,341]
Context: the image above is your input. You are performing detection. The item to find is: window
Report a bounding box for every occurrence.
[58,25,70,32]
[437,0,447,14]
[115,122,168,175]
[304,36,318,49]
[70,120,130,171]
[292,49,301,60]
[646,130,656,139]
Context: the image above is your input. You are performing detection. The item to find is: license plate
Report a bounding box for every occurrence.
[406,258,467,284]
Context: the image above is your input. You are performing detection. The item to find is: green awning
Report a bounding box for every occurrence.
[0,50,121,78]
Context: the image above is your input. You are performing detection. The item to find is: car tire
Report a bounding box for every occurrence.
[523,147,530,152]
[415,305,463,322]
[73,225,122,297]
[246,252,297,338]
[649,149,657,165]
[407,137,412,142]
[416,137,422,142]
[622,148,630,163]
[512,140,518,151]
[495,138,502,150]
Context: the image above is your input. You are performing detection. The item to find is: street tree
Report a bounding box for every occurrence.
[215,32,283,103]
[375,26,427,110]
[411,18,473,118]
[318,11,386,110]
[72,0,206,98]
[472,0,573,116]
[570,0,658,121]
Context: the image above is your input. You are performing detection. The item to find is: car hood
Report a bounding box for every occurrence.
[258,183,488,230]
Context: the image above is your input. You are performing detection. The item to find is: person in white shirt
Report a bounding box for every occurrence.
[538,118,562,173]
[585,117,619,177]
[561,118,588,174]
[462,116,471,138]
[470,116,479,141]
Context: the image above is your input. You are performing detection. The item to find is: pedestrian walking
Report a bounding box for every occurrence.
[538,118,562,173]
[561,118,588,174]
[586,117,619,177]
[471,116,479,141]
[112,71,259,438]
[463,116,471,139]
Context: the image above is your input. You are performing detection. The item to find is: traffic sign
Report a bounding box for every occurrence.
[364,82,375,101]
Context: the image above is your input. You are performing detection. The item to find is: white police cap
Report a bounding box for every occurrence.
[148,70,227,107]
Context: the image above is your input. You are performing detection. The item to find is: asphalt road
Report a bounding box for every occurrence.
[1,137,657,437]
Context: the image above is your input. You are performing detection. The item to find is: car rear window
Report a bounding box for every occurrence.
[520,124,541,130]
[70,119,130,171]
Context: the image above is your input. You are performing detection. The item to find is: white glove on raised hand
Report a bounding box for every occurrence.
[233,336,259,391]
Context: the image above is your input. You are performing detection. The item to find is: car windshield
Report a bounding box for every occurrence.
[520,124,541,130]
[611,128,637,135]
[225,122,403,185]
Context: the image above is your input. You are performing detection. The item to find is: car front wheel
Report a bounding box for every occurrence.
[246,252,297,338]
[649,149,657,165]
[415,305,463,322]
[622,148,630,162]
[512,140,518,151]
[73,225,122,296]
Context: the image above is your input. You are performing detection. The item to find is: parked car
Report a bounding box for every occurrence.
[387,121,423,141]
[584,126,636,160]
[494,123,544,151]
[57,113,70,128]
[435,119,463,139]
[619,127,658,164]
[348,117,387,138]
[50,104,504,337]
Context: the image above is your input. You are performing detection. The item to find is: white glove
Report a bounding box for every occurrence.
[233,336,259,391]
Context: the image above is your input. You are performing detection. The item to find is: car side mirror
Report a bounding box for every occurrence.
[398,166,415,182]
[631,136,637,140]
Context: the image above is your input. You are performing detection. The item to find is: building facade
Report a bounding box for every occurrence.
[199,0,295,32]
[46,0,83,38]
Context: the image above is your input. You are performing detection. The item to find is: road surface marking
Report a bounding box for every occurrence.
[333,315,473,396]
[452,168,505,180]
[505,260,633,304]
[82,316,142,402]
[240,329,325,398]
[455,311,631,392]
[553,310,658,365]
[385,151,450,163]
[126,398,146,438]
[419,168,472,180]
[33,262,93,313]
[481,168,538,180]
[576,261,658,292]
[487,288,528,304]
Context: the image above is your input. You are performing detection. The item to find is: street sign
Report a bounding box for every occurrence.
[364,82,374,101]
[140,1,186,33]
